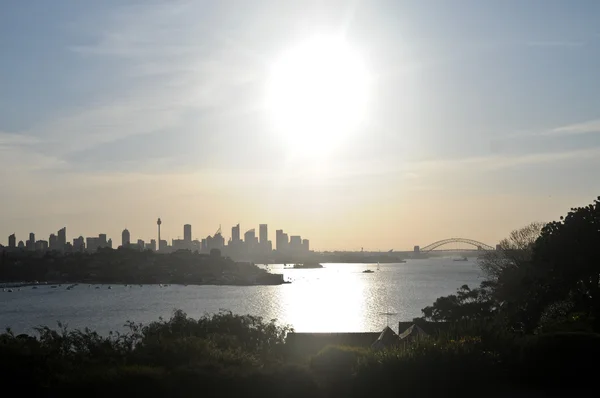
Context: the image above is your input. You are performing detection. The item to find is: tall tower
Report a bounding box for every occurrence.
[231,224,240,243]
[259,224,268,245]
[184,224,192,242]
[122,229,131,248]
[8,234,16,248]
[57,227,67,250]
[157,218,162,251]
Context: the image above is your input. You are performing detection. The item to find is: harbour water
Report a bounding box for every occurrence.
[0,258,481,335]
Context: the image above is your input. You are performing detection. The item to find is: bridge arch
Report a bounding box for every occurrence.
[419,238,494,253]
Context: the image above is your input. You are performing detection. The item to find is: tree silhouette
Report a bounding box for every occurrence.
[533,196,600,330]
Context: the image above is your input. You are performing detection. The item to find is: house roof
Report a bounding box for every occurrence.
[399,324,428,340]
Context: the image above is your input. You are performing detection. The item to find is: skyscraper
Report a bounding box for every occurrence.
[302,239,310,252]
[244,229,255,244]
[276,229,287,252]
[184,224,192,242]
[231,224,240,243]
[49,234,57,250]
[122,229,131,247]
[290,235,302,251]
[57,227,66,250]
[73,236,85,252]
[8,234,16,248]
[157,218,162,251]
[259,224,268,245]
[27,233,35,250]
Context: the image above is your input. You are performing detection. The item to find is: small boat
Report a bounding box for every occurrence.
[7,289,13,293]
[107,286,112,289]
[362,269,374,273]
[453,257,468,262]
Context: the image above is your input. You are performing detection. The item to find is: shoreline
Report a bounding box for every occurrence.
[1,279,290,289]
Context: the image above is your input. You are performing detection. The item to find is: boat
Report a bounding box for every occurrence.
[362,269,375,273]
[292,262,323,269]
[453,256,468,262]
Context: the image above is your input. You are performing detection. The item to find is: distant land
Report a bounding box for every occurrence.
[0,248,285,286]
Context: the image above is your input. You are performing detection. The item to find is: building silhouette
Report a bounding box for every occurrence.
[3,220,312,259]
[259,224,268,245]
[184,224,192,242]
[27,232,35,251]
[244,229,255,244]
[290,235,302,251]
[8,234,16,248]
[157,218,163,251]
[57,227,66,250]
[86,234,108,253]
[122,229,131,248]
[73,236,85,252]
[49,234,57,250]
[232,224,240,243]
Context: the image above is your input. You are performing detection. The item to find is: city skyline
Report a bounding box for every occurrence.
[2,220,311,254]
[2,1,600,251]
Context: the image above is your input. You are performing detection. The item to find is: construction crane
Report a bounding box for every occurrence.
[214,225,222,236]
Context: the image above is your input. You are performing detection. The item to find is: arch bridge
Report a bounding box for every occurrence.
[419,238,494,253]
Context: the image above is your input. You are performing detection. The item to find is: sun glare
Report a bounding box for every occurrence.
[266,35,370,156]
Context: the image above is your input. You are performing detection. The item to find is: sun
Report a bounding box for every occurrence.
[266,35,370,156]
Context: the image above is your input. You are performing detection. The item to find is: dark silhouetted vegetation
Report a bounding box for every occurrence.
[0,248,285,285]
[3,196,600,396]
[2,310,598,396]
[420,197,600,335]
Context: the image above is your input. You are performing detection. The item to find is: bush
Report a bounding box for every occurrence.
[516,332,600,392]
[310,345,369,376]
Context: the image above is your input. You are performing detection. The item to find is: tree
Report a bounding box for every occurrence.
[421,223,545,330]
[532,196,600,330]
[421,283,496,322]
[477,221,545,282]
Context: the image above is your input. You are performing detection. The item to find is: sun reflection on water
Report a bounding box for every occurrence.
[274,265,368,332]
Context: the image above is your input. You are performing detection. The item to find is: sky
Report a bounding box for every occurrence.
[1,0,600,251]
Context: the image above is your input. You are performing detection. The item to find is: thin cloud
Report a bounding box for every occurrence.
[526,40,585,48]
[411,146,600,172]
[546,119,600,136]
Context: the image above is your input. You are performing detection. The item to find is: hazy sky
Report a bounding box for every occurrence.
[2,0,600,251]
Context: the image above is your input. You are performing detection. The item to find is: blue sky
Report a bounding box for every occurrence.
[1,0,600,250]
